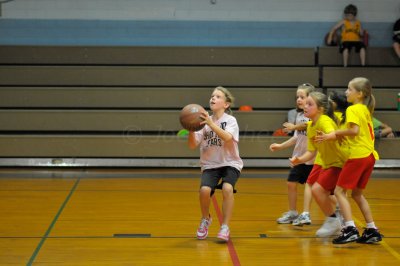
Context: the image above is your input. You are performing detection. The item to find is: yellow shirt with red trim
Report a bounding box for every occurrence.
[314,152,323,166]
[307,114,346,169]
[345,104,379,160]
[341,19,361,42]
[334,111,350,161]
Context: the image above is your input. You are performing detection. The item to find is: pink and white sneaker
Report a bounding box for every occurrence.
[217,224,230,242]
[197,216,212,240]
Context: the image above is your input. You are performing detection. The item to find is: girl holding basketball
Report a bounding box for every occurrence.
[188,86,243,242]
[315,77,383,244]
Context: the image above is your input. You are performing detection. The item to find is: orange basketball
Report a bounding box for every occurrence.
[179,104,206,131]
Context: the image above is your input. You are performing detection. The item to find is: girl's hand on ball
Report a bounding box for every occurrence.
[200,111,211,125]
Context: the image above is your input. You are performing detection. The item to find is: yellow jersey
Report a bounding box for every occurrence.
[341,19,362,42]
[307,115,346,169]
[334,111,350,161]
[345,104,379,160]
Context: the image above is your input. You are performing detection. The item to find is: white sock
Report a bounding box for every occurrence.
[289,210,298,215]
[345,221,356,228]
[366,222,377,229]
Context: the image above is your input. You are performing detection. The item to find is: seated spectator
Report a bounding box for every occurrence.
[327,4,366,67]
[373,117,396,139]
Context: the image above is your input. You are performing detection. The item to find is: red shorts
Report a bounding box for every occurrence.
[316,167,341,193]
[307,164,340,193]
[306,164,322,185]
[337,153,375,190]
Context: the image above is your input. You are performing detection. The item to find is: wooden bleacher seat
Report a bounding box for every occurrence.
[0,110,287,133]
[0,134,396,161]
[0,109,395,133]
[0,134,292,159]
[373,111,400,132]
[318,47,400,66]
[0,86,298,109]
[0,46,316,66]
[327,88,400,110]
[0,65,319,87]
[323,67,400,88]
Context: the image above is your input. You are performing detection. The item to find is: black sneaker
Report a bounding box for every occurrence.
[332,226,360,244]
[356,228,383,244]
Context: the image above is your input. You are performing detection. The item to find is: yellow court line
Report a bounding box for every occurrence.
[354,217,400,261]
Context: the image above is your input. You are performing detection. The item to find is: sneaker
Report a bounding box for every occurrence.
[217,224,230,242]
[332,226,360,244]
[316,217,342,237]
[356,228,383,244]
[277,211,298,224]
[292,212,311,226]
[197,216,212,240]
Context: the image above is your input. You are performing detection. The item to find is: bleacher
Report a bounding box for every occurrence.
[0,45,398,168]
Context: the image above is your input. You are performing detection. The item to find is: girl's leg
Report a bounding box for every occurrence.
[292,183,313,226]
[199,186,212,218]
[360,48,366,66]
[329,195,337,208]
[343,48,349,67]
[312,183,341,237]
[221,182,235,225]
[334,186,352,222]
[197,186,213,240]
[351,188,373,224]
[287,181,297,212]
[303,183,312,212]
[332,186,363,244]
[351,188,383,243]
[312,183,334,216]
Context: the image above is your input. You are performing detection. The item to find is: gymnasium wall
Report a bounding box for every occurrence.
[0,0,398,47]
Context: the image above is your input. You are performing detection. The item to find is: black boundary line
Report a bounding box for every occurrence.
[26,178,80,266]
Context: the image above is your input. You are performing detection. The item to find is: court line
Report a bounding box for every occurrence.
[354,217,400,262]
[211,195,241,266]
[26,178,81,266]
[1,235,399,240]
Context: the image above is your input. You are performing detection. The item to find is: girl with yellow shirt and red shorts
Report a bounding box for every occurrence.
[290,92,348,237]
[316,77,383,244]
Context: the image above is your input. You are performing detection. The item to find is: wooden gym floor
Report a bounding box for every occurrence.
[0,168,399,265]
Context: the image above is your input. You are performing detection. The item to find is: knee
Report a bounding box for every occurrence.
[222,183,234,197]
[199,186,211,196]
[311,185,322,198]
[334,187,345,197]
[351,191,362,202]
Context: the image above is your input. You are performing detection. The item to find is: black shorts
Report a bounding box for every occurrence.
[200,166,240,190]
[287,164,313,184]
[340,41,365,53]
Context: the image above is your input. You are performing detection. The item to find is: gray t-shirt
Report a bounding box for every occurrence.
[293,112,315,165]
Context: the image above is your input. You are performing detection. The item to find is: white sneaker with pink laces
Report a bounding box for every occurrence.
[217,224,230,242]
[197,216,212,240]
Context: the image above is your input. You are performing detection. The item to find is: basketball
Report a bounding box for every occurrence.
[179,104,206,131]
